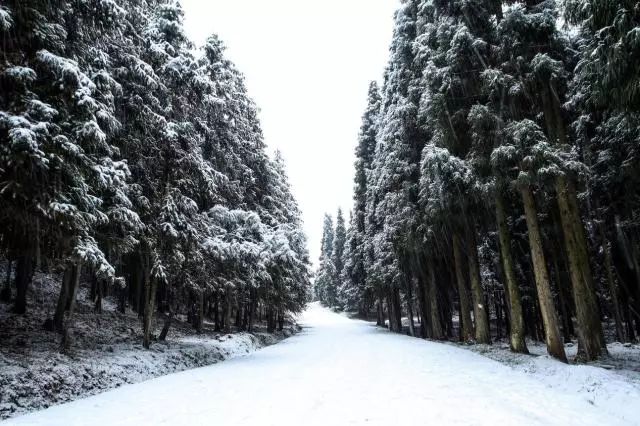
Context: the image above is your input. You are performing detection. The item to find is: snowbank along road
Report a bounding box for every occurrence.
[6,302,638,425]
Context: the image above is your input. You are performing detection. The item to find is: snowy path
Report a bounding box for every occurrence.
[6,303,636,425]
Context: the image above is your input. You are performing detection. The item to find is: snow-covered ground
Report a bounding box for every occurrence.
[0,272,297,419]
[6,302,640,425]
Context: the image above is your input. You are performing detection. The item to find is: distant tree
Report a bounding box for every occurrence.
[332,209,347,282]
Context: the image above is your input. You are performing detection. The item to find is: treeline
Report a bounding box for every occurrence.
[316,0,640,362]
[0,0,311,348]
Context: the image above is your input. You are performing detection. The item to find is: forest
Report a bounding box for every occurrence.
[0,0,311,350]
[2,0,640,424]
[315,0,640,362]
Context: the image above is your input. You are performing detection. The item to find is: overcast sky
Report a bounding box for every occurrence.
[181,0,399,265]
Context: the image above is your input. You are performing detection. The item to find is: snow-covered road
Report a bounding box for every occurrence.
[6,303,637,425]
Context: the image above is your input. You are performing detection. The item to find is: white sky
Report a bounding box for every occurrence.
[181,0,399,265]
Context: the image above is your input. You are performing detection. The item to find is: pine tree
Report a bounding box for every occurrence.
[338,81,382,315]
[494,0,605,360]
[566,0,640,342]
[367,0,421,334]
[332,209,347,285]
[0,0,131,318]
[1,0,311,350]
[316,214,337,306]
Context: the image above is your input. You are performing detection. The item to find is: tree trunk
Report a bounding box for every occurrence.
[406,279,416,337]
[521,186,567,362]
[118,283,127,314]
[213,292,221,331]
[603,235,625,342]
[61,263,82,353]
[1,259,12,302]
[53,266,73,333]
[266,305,275,333]
[467,228,491,344]
[95,278,103,314]
[13,251,35,314]
[555,175,606,360]
[376,293,385,326]
[552,253,573,343]
[495,298,503,340]
[247,289,256,332]
[224,286,232,333]
[415,272,430,338]
[389,287,402,333]
[142,261,157,349]
[159,310,173,341]
[623,299,636,342]
[195,290,204,333]
[242,302,249,330]
[541,84,605,360]
[453,233,474,341]
[495,193,528,353]
[428,262,444,339]
[596,214,625,342]
[235,302,243,329]
[66,264,81,315]
[278,309,284,331]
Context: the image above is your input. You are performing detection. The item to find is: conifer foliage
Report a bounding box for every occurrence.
[0,0,311,347]
[327,0,640,362]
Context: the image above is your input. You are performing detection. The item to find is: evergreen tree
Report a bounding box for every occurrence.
[0,0,311,350]
[337,0,635,361]
[315,214,337,306]
[566,0,640,342]
[332,209,347,283]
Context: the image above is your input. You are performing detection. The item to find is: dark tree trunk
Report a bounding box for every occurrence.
[224,286,232,333]
[142,257,157,349]
[552,253,573,343]
[495,192,528,353]
[406,278,416,337]
[159,310,173,341]
[556,175,607,360]
[266,306,276,333]
[415,272,429,338]
[278,309,284,331]
[90,275,97,303]
[496,298,503,340]
[235,302,243,329]
[453,233,474,341]
[248,289,256,332]
[600,227,625,342]
[95,278,103,314]
[13,252,35,314]
[66,265,81,317]
[623,300,636,342]
[467,228,491,344]
[376,293,385,326]
[118,283,127,314]
[1,259,13,302]
[61,263,82,353]
[213,292,221,331]
[195,290,204,333]
[242,302,249,330]
[521,186,567,362]
[387,288,402,333]
[53,266,73,333]
[427,262,443,339]
[541,86,606,360]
